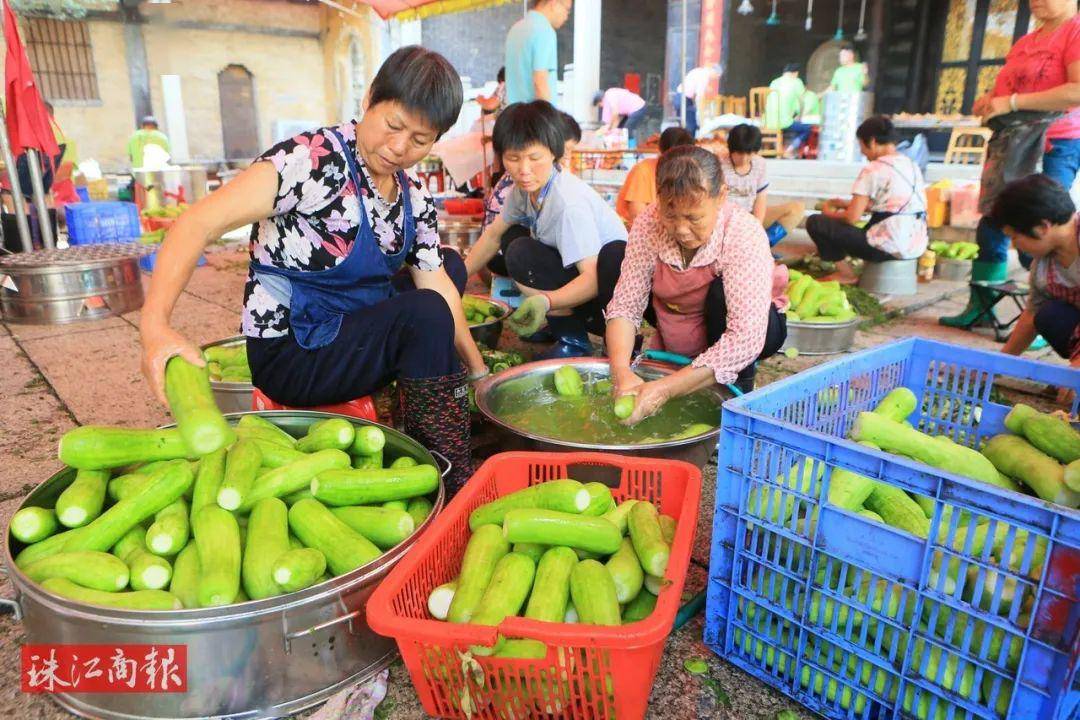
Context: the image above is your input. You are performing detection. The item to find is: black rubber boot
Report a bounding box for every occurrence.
[399,370,473,497]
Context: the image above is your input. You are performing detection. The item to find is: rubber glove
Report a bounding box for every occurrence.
[507,294,551,336]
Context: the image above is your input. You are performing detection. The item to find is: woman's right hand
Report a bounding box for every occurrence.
[140,322,205,405]
[611,365,644,399]
[971,93,993,117]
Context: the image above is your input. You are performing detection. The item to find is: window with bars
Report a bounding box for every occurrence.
[24,18,100,102]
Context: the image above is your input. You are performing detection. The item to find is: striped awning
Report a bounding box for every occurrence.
[336,0,518,21]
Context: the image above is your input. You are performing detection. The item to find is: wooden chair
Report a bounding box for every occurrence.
[721,95,747,116]
[944,127,993,165]
[748,87,784,158]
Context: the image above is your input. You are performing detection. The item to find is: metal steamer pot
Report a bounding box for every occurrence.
[0,411,447,720]
[474,358,723,468]
[203,336,253,414]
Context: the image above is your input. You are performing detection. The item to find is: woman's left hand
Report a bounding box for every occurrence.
[622,379,673,426]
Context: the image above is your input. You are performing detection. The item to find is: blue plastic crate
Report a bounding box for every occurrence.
[706,338,1080,720]
[65,201,141,246]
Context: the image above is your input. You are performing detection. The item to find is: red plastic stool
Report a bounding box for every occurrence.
[251,388,378,422]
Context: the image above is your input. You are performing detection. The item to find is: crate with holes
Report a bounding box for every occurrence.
[368,451,702,720]
[705,338,1080,720]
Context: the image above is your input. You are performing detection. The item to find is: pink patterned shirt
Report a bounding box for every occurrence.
[606,203,782,384]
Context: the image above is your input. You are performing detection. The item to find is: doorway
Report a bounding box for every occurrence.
[218,64,259,160]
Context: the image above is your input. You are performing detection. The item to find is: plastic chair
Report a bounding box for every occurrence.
[944,127,993,165]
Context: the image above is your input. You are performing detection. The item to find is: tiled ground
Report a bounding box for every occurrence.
[0,243,1064,720]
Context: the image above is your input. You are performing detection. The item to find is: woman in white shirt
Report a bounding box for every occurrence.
[804,116,928,284]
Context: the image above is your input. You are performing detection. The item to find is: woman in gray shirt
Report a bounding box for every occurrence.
[466,101,628,358]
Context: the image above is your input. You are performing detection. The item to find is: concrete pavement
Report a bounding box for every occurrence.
[0,244,1063,719]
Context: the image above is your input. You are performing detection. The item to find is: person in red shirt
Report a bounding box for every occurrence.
[944,0,1080,328]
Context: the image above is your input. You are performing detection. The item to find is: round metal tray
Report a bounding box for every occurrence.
[1,411,446,720]
[0,243,149,324]
[781,318,859,356]
[467,294,511,349]
[202,336,252,414]
[473,358,723,467]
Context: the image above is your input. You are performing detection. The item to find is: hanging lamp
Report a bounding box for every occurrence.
[766,0,779,25]
[737,0,754,16]
[834,0,845,39]
[854,0,868,41]
[805,0,813,31]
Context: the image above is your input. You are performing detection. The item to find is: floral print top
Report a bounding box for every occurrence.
[606,203,783,384]
[242,121,442,339]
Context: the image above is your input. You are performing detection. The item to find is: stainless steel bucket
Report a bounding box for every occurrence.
[438,217,481,255]
[0,244,147,324]
[935,258,972,282]
[782,318,859,355]
[473,358,723,468]
[1,411,446,720]
[202,336,253,414]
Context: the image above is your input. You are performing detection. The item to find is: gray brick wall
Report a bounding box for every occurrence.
[420,5,574,90]
[421,1,668,134]
[596,0,668,136]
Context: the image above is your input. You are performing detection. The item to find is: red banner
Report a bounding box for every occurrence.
[22,645,187,693]
[699,0,724,68]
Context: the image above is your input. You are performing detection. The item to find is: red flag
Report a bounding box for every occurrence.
[4,1,59,160]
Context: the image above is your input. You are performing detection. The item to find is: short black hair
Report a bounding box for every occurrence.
[44,101,54,115]
[368,45,462,137]
[659,126,694,153]
[856,115,896,145]
[990,174,1076,235]
[783,63,801,74]
[497,67,505,83]
[560,112,581,143]
[492,101,565,159]
[657,145,723,199]
[727,123,762,153]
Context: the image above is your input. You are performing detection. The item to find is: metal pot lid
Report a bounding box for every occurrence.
[0,243,149,269]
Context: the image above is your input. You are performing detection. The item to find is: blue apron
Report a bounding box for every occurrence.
[251,128,415,350]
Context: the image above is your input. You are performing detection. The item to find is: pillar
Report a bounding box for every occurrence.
[571,0,601,123]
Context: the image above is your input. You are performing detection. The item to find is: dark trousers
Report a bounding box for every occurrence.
[597,241,786,389]
[676,95,698,136]
[1033,299,1080,359]
[247,248,467,407]
[498,234,606,335]
[805,214,897,263]
[619,107,648,134]
[486,223,531,278]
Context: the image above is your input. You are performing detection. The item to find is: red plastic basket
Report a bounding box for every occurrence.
[367,451,702,719]
[250,387,378,422]
[443,197,484,216]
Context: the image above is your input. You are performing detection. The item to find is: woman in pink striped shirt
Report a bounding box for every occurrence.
[600,146,788,425]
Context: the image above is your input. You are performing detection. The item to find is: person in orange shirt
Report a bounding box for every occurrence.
[615,126,694,225]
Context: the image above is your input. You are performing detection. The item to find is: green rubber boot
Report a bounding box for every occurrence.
[939,260,1008,328]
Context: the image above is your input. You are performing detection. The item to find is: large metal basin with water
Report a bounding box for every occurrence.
[474,358,723,468]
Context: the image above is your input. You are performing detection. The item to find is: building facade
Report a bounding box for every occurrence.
[10,0,382,171]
